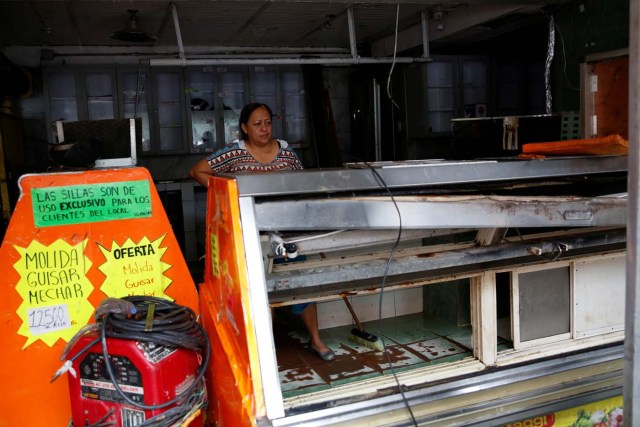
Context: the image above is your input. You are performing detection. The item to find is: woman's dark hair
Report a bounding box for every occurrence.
[238,103,273,140]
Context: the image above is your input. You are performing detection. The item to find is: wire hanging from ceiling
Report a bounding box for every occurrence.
[386,4,401,110]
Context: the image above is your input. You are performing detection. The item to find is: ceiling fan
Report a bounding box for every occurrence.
[110,9,157,43]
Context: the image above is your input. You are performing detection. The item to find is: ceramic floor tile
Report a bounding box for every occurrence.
[406,337,467,360]
[275,310,476,396]
[375,345,430,370]
[279,366,327,392]
[365,315,439,344]
[325,356,379,384]
[446,331,473,350]
[420,317,467,336]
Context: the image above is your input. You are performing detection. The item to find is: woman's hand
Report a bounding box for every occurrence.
[189,158,215,187]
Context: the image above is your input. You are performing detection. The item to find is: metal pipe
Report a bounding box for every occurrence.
[149,56,419,66]
[348,8,359,58]
[171,2,186,66]
[421,11,431,60]
[373,78,382,161]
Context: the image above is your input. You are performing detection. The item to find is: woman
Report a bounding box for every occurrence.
[189,103,335,362]
[189,102,303,186]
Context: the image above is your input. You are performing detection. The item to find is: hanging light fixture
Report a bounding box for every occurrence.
[110,10,157,43]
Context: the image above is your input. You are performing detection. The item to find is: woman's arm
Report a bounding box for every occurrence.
[189,158,215,187]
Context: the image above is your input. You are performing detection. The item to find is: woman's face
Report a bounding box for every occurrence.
[242,106,272,145]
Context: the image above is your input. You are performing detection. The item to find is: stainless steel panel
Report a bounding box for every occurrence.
[266,229,626,294]
[232,156,627,197]
[253,195,627,230]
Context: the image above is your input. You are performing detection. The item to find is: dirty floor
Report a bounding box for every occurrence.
[273,310,512,398]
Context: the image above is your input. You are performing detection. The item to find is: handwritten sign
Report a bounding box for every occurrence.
[27,304,71,336]
[98,236,173,300]
[14,239,95,348]
[31,180,151,227]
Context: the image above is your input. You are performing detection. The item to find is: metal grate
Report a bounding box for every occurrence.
[561,110,581,140]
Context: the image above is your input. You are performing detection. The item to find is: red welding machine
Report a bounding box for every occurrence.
[67,334,205,427]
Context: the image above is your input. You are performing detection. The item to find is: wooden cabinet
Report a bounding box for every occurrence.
[44,67,151,150]
[249,66,311,154]
[44,65,311,158]
[281,69,311,149]
[149,69,188,154]
[44,69,79,141]
[250,66,281,137]
[185,66,248,153]
[118,67,152,153]
[185,68,218,153]
[217,67,248,146]
[80,69,117,121]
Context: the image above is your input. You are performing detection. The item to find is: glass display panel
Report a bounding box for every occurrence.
[282,71,307,145]
[284,116,306,145]
[427,111,453,133]
[48,73,78,127]
[251,69,281,138]
[426,62,454,87]
[121,71,151,152]
[84,73,114,120]
[158,100,181,125]
[187,70,217,152]
[462,60,487,106]
[219,71,245,143]
[154,71,184,152]
[159,127,184,152]
[50,99,79,124]
[49,73,76,99]
[427,87,455,111]
[223,109,241,143]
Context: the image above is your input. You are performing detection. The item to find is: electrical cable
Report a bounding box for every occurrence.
[527,241,568,262]
[553,18,579,91]
[87,408,116,427]
[52,296,211,427]
[99,296,210,416]
[362,161,418,426]
[51,333,101,383]
[386,4,401,110]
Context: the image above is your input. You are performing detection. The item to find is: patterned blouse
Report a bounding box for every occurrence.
[206,139,303,174]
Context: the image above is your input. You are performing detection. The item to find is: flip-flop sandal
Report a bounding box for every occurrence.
[309,344,335,361]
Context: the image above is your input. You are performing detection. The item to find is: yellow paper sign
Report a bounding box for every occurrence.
[97,235,172,299]
[14,239,94,348]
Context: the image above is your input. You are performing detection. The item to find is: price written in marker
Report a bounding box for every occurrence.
[27,304,71,336]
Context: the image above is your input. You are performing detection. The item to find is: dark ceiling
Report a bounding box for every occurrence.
[0,0,559,63]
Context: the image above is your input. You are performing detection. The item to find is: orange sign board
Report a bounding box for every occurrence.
[199,175,264,426]
[0,168,199,427]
